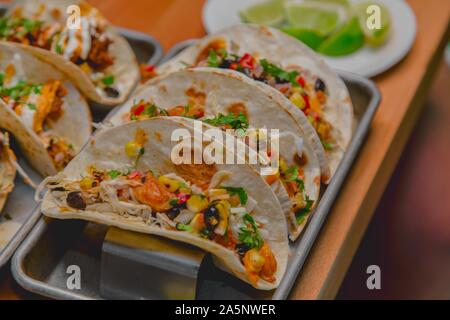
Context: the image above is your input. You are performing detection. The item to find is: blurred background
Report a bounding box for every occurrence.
[338,54,450,299]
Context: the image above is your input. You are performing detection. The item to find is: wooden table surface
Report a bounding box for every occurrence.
[1,0,450,300]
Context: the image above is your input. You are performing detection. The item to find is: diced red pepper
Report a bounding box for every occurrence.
[128,171,142,180]
[239,53,255,70]
[296,76,306,88]
[145,64,155,72]
[177,193,190,203]
[230,63,239,70]
[302,94,310,110]
[132,104,145,116]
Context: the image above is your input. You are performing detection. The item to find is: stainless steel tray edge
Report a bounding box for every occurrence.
[11,218,97,300]
[273,72,381,300]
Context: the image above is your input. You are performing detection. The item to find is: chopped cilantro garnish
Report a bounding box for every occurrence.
[0,81,43,102]
[221,186,248,205]
[0,73,4,86]
[107,170,121,179]
[27,103,37,110]
[260,59,299,87]
[296,196,314,225]
[207,50,221,67]
[322,141,333,151]
[238,213,263,250]
[169,199,179,206]
[176,223,192,232]
[203,113,249,131]
[102,75,115,86]
[22,19,42,33]
[284,166,305,192]
[55,43,63,54]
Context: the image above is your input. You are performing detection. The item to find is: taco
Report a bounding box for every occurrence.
[0,132,16,213]
[158,25,354,176]
[1,0,139,105]
[0,42,92,177]
[39,118,289,289]
[107,68,322,240]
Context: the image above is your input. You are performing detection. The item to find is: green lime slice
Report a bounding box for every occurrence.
[317,16,365,56]
[354,1,391,47]
[285,2,349,37]
[282,28,324,50]
[239,0,285,27]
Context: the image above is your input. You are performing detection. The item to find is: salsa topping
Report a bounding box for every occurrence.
[0,12,118,96]
[196,48,333,148]
[0,68,74,170]
[46,165,276,284]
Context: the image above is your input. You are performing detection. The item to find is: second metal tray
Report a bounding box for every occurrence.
[11,67,380,299]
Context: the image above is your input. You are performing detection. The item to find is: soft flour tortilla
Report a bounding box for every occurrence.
[159,25,354,177]
[0,133,16,214]
[4,0,139,106]
[0,42,92,177]
[40,118,289,290]
[107,68,322,240]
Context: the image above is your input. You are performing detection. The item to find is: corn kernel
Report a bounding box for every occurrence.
[125,141,141,157]
[158,176,180,192]
[80,177,94,190]
[290,92,306,110]
[293,192,305,209]
[187,195,209,213]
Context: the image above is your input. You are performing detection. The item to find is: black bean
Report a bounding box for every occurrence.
[219,59,233,69]
[166,202,187,220]
[315,78,326,92]
[275,77,289,84]
[204,205,220,231]
[236,243,250,257]
[66,192,86,210]
[104,86,119,98]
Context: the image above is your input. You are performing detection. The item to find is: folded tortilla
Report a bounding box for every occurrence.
[158,25,354,177]
[39,118,289,289]
[0,42,92,177]
[2,0,140,105]
[0,132,16,214]
[107,68,322,240]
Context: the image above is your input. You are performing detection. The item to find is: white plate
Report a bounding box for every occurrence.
[203,0,417,77]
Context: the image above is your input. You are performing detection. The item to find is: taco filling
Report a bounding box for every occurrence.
[0,5,118,98]
[44,163,277,284]
[188,48,333,150]
[0,64,74,170]
[123,99,313,230]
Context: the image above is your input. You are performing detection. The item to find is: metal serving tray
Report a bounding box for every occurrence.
[0,3,163,270]
[11,36,380,298]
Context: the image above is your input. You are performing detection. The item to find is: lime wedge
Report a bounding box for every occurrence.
[285,2,349,37]
[354,1,391,47]
[282,28,324,50]
[240,0,285,27]
[317,16,365,56]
